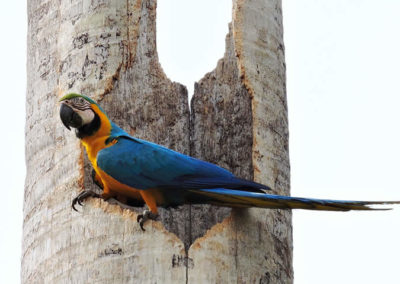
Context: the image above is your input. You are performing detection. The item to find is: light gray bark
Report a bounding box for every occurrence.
[23,0,292,283]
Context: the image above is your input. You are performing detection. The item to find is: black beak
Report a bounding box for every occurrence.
[60,103,83,130]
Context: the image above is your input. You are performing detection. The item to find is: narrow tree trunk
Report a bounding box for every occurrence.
[189,1,291,282]
[23,0,292,283]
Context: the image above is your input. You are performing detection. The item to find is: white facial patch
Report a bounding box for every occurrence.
[75,108,95,125]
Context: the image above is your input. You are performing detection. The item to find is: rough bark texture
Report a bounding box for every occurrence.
[24,1,188,283]
[23,0,292,283]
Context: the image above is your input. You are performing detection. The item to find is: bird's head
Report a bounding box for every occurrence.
[59,93,104,138]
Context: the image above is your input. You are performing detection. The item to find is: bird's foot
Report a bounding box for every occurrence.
[72,190,100,212]
[137,210,159,231]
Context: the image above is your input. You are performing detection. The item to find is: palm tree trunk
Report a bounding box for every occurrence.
[23,0,292,283]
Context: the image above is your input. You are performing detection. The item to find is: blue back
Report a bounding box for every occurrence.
[97,123,268,191]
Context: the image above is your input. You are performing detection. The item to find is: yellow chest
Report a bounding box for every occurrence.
[80,104,111,170]
[82,136,106,169]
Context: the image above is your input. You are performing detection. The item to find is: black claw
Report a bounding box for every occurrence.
[71,190,100,211]
[72,195,82,211]
[72,203,79,212]
[140,221,145,231]
[136,210,158,231]
[137,214,145,231]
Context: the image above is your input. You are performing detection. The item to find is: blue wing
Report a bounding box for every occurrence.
[96,124,399,211]
[97,135,270,192]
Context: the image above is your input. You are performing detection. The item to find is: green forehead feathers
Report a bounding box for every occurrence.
[59,93,97,104]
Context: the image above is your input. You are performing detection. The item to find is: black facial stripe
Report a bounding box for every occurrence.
[75,112,101,139]
[70,97,91,111]
[73,105,91,111]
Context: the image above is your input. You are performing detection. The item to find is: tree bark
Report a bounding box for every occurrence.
[23,0,292,283]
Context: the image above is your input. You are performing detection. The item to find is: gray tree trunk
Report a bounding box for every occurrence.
[23,0,292,283]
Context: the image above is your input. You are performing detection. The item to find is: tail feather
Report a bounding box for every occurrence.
[191,188,400,211]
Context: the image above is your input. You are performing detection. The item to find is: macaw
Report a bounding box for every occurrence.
[59,93,399,230]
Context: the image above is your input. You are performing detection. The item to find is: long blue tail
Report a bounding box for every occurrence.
[189,188,400,211]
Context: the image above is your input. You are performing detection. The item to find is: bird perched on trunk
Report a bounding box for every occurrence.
[59,93,399,230]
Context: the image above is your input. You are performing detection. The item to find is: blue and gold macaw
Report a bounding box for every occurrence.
[60,93,399,230]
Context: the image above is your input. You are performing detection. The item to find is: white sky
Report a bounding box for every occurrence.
[1,0,399,283]
[0,1,26,283]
